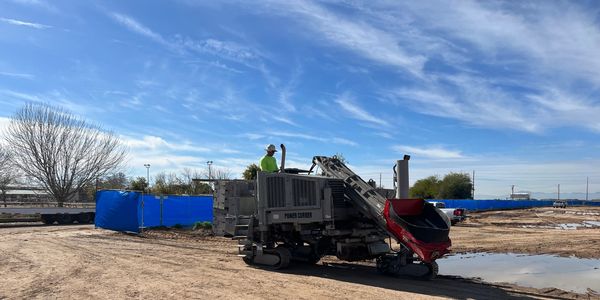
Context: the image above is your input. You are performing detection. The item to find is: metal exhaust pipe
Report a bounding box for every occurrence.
[279,144,286,172]
[395,155,410,199]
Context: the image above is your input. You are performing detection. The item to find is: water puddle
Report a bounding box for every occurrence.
[521,220,600,230]
[438,253,600,294]
[556,221,600,230]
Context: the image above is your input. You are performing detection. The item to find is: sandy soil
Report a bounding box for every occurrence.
[451,206,600,258]
[1,207,599,299]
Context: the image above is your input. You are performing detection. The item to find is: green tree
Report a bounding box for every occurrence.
[130,177,148,191]
[98,172,129,190]
[243,164,261,180]
[409,176,440,199]
[151,171,212,195]
[438,172,472,199]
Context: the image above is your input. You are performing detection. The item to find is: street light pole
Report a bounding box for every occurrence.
[207,161,213,180]
[586,177,589,202]
[144,164,151,191]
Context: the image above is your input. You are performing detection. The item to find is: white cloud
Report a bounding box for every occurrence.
[122,135,210,153]
[392,145,463,159]
[410,1,600,83]
[109,12,266,69]
[332,137,358,147]
[241,133,264,140]
[268,130,357,146]
[267,1,426,76]
[181,38,258,63]
[109,13,170,48]
[287,1,600,134]
[334,93,389,127]
[384,74,600,133]
[269,131,323,141]
[127,153,206,171]
[272,116,298,126]
[7,0,58,12]
[389,86,538,132]
[376,132,393,139]
[0,17,51,29]
[0,71,34,79]
[0,89,41,102]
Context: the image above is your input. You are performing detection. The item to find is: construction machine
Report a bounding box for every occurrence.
[233,145,451,279]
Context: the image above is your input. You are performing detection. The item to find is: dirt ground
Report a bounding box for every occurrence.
[1,207,599,299]
[451,206,600,258]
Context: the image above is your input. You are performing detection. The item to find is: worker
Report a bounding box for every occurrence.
[260,144,279,172]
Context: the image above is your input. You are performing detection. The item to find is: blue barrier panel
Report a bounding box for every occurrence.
[161,195,213,227]
[429,199,556,211]
[140,194,162,228]
[95,190,140,233]
[96,190,214,232]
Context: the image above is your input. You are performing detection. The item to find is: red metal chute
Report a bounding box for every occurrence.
[383,198,451,263]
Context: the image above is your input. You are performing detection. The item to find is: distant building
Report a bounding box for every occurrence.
[1,186,91,204]
[510,192,531,200]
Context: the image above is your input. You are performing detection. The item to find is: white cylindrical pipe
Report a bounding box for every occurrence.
[395,158,409,199]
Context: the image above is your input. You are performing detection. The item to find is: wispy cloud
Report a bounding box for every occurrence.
[269,131,324,141]
[109,13,170,47]
[268,130,357,146]
[384,74,600,133]
[7,0,58,12]
[0,17,51,29]
[385,86,538,132]
[0,71,34,79]
[0,89,42,102]
[334,93,389,127]
[272,116,298,126]
[277,64,302,113]
[0,89,104,115]
[123,135,210,153]
[286,1,600,134]
[269,1,426,76]
[332,137,358,147]
[109,12,265,68]
[392,145,464,159]
[240,133,264,140]
[181,37,259,63]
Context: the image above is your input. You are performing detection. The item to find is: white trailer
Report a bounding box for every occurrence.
[0,206,95,224]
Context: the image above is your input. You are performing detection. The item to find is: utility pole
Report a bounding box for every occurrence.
[207,161,213,180]
[144,164,151,191]
[472,170,475,200]
[586,177,589,202]
[558,184,560,201]
[379,173,382,188]
[511,185,515,199]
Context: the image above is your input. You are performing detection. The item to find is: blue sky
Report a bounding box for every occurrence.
[1,0,600,198]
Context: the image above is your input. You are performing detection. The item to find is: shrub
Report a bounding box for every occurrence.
[193,221,212,230]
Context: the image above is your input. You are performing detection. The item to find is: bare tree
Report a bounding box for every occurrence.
[4,103,127,207]
[0,147,18,207]
[201,166,231,180]
[180,168,211,194]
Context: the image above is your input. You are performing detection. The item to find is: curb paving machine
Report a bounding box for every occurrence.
[234,145,451,279]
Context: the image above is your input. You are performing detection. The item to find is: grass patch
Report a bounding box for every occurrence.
[192,221,212,230]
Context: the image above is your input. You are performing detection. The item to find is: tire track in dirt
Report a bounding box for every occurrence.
[1,225,593,299]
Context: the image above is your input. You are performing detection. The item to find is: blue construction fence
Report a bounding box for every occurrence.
[95,190,212,233]
[430,199,600,212]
